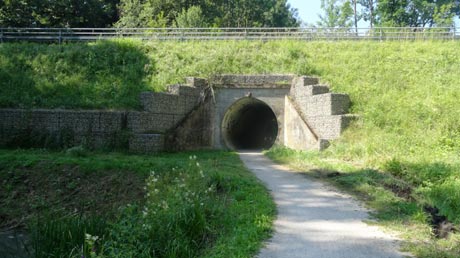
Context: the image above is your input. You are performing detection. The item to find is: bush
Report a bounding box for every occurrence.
[102,156,220,258]
[29,215,108,258]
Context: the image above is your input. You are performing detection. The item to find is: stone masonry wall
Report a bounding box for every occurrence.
[0,109,126,148]
[165,92,213,151]
[289,76,355,146]
[127,82,206,153]
[0,78,207,152]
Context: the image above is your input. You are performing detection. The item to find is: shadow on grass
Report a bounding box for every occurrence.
[320,168,420,223]
[0,40,153,110]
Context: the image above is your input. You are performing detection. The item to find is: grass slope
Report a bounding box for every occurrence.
[2,40,460,256]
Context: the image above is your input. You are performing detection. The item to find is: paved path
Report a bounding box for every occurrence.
[239,151,409,258]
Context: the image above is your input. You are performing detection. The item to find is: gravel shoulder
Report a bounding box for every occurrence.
[239,151,411,258]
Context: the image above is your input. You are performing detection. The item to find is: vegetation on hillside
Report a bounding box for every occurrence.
[319,0,459,29]
[0,41,152,109]
[0,0,299,28]
[1,40,460,256]
[1,0,459,29]
[0,149,275,257]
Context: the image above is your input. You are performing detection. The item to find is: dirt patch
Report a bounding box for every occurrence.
[0,163,146,230]
[310,168,342,178]
[382,182,414,201]
[424,206,458,239]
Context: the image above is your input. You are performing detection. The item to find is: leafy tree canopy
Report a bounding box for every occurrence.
[317,0,354,28]
[0,0,119,27]
[318,0,459,28]
[116,0,300,28]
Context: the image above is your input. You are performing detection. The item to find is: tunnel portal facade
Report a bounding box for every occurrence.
[208,74,354,151]
[0,75,355,153]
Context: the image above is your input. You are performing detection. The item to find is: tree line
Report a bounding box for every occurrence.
[0,0,299,28]
[317,0,460,29]
[1,0,458,28]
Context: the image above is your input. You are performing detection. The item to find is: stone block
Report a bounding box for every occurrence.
[167,84,201,96]
[186,77,207,88]
[291,85,330,99]
[30,110,60,132]
[129,134,165,153]
[140,92,183,114]
[318,139,331,150]
[59,111,94,133]
[0,109,29,130]
[305,115,342,139]
[329,94,351,115]
[212,74,294,85]
[306,115,356,140]
[292,76,320,87]
[297,93,350,117]
[127,112,176,133]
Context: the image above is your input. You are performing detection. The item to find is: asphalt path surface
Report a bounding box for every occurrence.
[239,151,410,258]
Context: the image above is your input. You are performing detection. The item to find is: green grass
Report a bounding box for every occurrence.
[1,40,319,109]
[0,149,275,258]
[2,39,460,256]
[265,146,460,258]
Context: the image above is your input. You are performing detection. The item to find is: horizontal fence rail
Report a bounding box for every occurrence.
[0,27,458,43]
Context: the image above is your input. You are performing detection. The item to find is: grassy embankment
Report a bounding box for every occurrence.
[0,149,275,257]
[1,40,460,257]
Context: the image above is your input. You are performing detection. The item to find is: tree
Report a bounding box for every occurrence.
[375,0,458,27]
[374,0,409,26]
[359,0,376,28]
[352,0,358,32]
[116,0,300,28]
[0,0,119,27]
[174,6,207,28]
[317,0,354,28]
[0,0,39,27]
[433,2,456,27]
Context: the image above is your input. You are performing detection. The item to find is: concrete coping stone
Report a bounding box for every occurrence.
[0,108,127,113]
[292,76,320,86]
[167,84,200,95]
[185,77,207,88]
[210,74,295,85]
[212,83,291,89]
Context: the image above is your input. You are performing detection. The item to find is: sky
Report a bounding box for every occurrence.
[287,0,322,26]
[287,0,459,27]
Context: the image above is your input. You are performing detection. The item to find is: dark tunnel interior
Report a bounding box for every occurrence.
[222,98,278,150]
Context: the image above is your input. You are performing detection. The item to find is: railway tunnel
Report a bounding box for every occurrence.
[221,97,278,150]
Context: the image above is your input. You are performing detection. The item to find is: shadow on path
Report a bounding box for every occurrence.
[239,151,411,258]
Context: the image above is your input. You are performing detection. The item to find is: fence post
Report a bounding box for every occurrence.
[0,28,3,43]
[58,29,62,45]
[379,28,383,41]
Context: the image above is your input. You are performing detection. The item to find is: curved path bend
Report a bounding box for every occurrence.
[239,151,410,258]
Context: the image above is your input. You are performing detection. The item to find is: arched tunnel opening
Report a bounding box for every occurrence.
[222,97,278,150]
